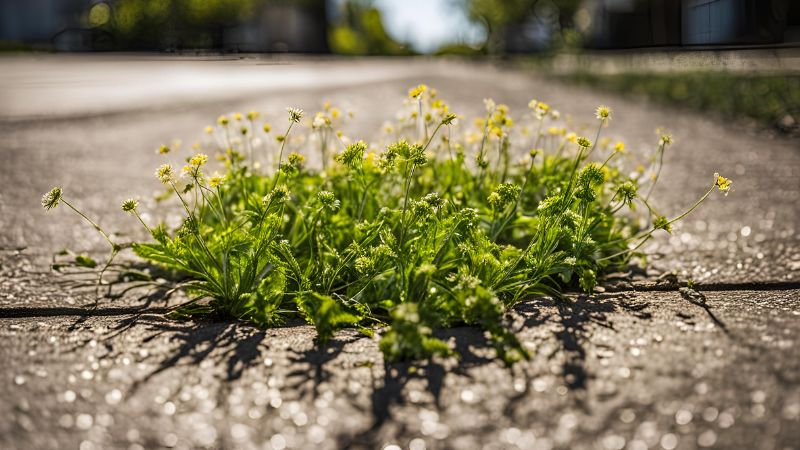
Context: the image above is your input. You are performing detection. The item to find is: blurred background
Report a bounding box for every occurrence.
[1,0,799,54]
[1,0,799,133]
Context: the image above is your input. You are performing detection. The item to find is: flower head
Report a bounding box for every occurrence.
[409,84,427,99]
[659,133,673,146]
[156,164,175,184]
[204,125,214,134]
[595,105,612,122]
[286,107,304,123]
[217,115,229,126]
[317,190,340,212]
[335,141,367,169]
[714,173,732,195]
[121,198,139,213]
[246,110,260,121]
[576,137,592,149]
[208,172,225,188]
[189,153,208,167]
[157,144,170,155]
[41,187,63,211]
[614,141,625,153]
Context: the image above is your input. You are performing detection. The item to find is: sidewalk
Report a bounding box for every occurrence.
[1,56,798,450]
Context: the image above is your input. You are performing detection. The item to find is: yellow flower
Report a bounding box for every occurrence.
[408,84,427,99]
[490,126,503,138]
[614,141,625,153]
[714,173,732,195]
[204,125,213,134]
[246,110,260,121]
[233,112,243,121]
[595,105,612,122]
[659,133,673,146]
[566,132,577,144]
[217,115,229,126]
[330,107,341,119]
[189,153,208,167]
[156,164,174,184]
[208,172,225,188]
[323,101,331,111]
[157,144,170,155]
[263,123,272,133]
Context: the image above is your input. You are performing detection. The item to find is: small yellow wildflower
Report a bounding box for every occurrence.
[490,126,503,138]
[408,84,427,99]
[550,110,561,120]
[189,153,208,167]
[208,172,225,188]
[246,110,260,121]
[595,105,612,122]
[566,132,577,144]
[659,133,673,146]
[263,123,272,133]
[330,107,341,119]
[714,173,732,195]
[287,152,305,166]
[614,141,625,153]
[217,115,229,126]
[191,142,201,150]
[157,144,170,155]
[204,125,214,134]
[156,164,174,184]
[233,112,243,121]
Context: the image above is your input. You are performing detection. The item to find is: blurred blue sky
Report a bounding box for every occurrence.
[370,0,487,53]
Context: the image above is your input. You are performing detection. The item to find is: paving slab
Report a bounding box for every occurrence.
[1,289,798,450]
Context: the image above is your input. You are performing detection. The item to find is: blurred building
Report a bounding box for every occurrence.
[0,0,329,52]
[583,0,800,48]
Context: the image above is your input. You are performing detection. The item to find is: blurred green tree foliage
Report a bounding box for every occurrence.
[98,0,326,50]
[328,0,412,55]
[465,0,582,53]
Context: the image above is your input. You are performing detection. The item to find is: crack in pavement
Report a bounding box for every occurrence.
[2,281,797,319]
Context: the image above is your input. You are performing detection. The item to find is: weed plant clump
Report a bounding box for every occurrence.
[42,85,732,364]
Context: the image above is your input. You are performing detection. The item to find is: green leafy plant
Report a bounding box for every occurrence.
[42,85,732,365]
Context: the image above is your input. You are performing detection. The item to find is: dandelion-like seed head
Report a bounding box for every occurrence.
[714,173,732,195]
[576,137,592,149]
[408,84,427,100]
[41,187,63,211]
[121,198,138,213]
[189,153,208,167]
[156,164,175,184]
[286,107,304,123]
[595,105,612,122]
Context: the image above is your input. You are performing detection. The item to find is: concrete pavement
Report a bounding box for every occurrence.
[0,56,798,449]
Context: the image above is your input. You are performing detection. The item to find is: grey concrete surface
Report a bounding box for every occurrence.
[0,56,799,449]
[1,290,798,450]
